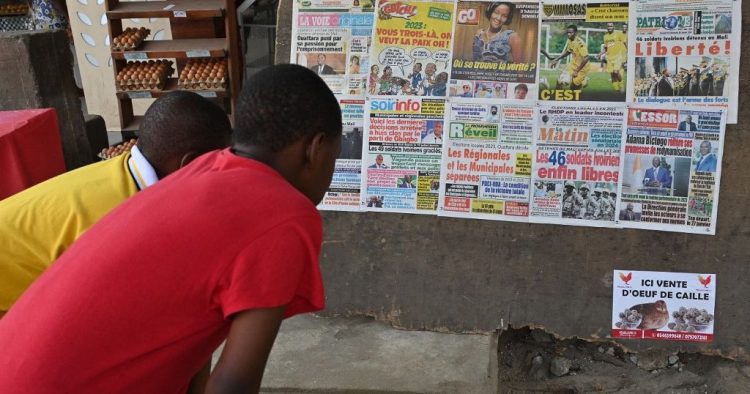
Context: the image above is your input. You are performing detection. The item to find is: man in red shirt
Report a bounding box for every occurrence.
[0,64,342,393]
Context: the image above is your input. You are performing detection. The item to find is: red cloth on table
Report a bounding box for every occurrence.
[0,109,66,200]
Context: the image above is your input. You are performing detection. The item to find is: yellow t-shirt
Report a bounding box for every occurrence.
[0,153,138,311]
[604,31,627,58]
[567,36,589,71]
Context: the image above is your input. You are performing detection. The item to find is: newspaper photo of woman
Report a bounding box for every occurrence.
[349,55,361,74]
[450,1,538,86]
[473,2,520,63]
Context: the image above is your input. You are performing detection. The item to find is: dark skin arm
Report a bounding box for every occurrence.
[547,49,571,68]
[205,306,286,394]
[186,360,211,394]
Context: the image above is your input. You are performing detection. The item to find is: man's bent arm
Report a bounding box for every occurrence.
[205,306,285,394]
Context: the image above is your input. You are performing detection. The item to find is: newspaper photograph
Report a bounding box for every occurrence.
[362,97,445,213]
[438,100,533,221]
[368,0,455,97]
[612,270,716,343]
[448,1,539,100]
[617,106,725,235]
[538,1,629,102]
[529,102,625,227]
[320,97,366,211]
[628,0,741,123]
[292,6,375,96]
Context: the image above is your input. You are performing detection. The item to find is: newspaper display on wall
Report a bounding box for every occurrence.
[538,1,629,102]
[438,100,533,221]
[320,97,366,211]
[291,2,375,96]
[617,106,725,234]
[449,1,540,101]
[612,270,716,343]
[362,97,445,213]
[529,102,624,227]
[368,0,455,97]
[292,0,739,235]
[628,0,741,124]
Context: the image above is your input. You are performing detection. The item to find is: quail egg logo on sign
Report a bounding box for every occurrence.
[618,271,632,285]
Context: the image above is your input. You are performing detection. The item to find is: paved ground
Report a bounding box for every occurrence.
[213,314,493,393]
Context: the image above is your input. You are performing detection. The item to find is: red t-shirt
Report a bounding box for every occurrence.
[0,149,325,392]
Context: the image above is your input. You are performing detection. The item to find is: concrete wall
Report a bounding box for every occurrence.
[0,30,92,170]
[276,1,750,361]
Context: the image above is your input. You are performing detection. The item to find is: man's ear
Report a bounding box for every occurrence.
[179,152,200,168]
[305,132,327,167]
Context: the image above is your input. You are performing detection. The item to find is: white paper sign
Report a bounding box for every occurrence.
[612,269,716,342]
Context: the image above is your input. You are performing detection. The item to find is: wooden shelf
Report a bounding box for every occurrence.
[106,0,240,135]
[112,38,227,59]
[116,78,227,99]
[106,0,224,19]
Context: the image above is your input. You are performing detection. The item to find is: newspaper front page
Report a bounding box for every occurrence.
[320,97,366,211]
[628,0,741,123]
[529,102,625,227]
[538,1,629,102]
[291,2,375,96]
[449,0,540,101]
[362,97,445,213]
[617,106,725,234]
[438,100,534,221]
[368,0,455,97]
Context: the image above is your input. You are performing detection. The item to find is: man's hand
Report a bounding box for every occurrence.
[205,307,286,393]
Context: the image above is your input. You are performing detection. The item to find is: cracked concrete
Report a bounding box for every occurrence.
[213,314,493,393]
[262,314,492,393]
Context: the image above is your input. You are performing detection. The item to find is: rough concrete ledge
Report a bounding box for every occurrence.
[255,315,493,393]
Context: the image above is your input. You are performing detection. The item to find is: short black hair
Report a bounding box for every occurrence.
[485,2,514,24]
[234,64,341,152]
[567,24,578,32]
[138,91,231,167]
[515,83,528,92]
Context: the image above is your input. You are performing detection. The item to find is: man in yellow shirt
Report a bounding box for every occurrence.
[601,22,627,92]
[0,91,232,317]
[550,25,591,91]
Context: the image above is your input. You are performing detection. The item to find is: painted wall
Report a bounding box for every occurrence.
[275,0,750,361]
